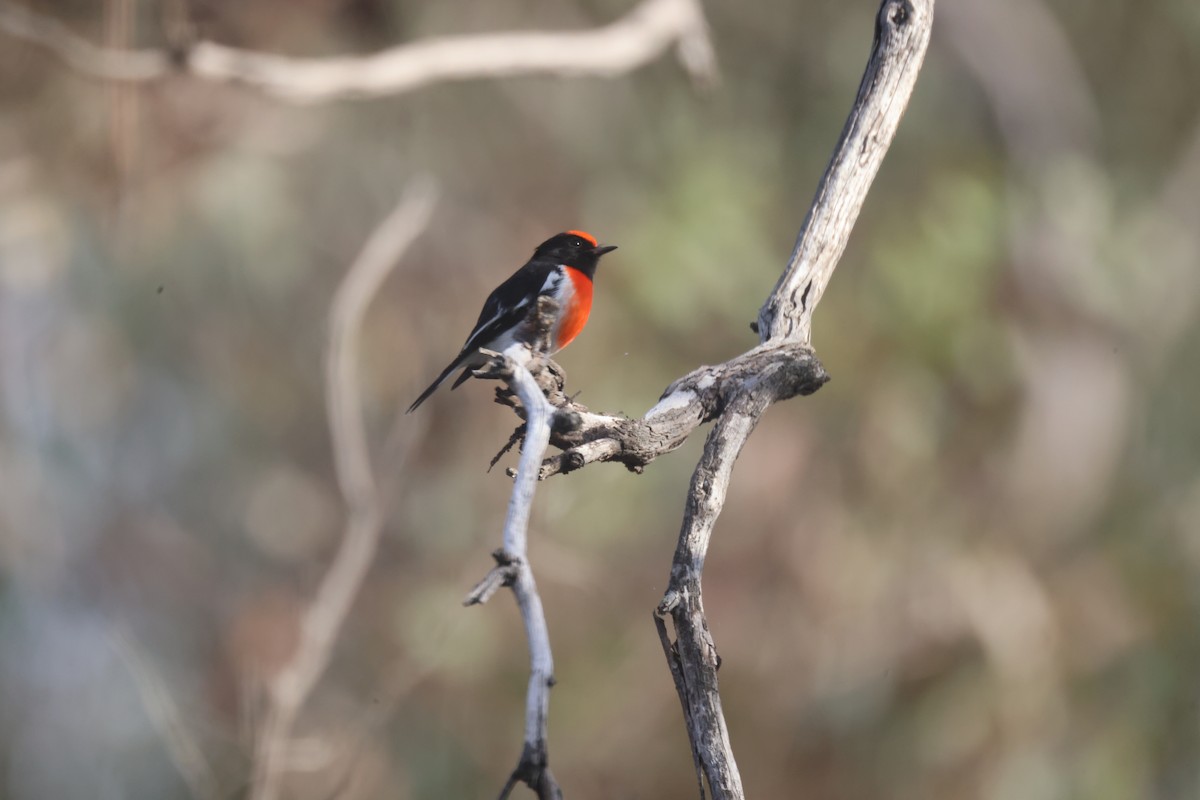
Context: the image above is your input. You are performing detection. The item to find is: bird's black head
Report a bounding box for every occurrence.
[534,230,617,278]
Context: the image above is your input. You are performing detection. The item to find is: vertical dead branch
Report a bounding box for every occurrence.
[494,355,560,800]
[657,1,936,796]
[759,0,937,347]
[465,298,565,799]
[656,403,763,798]
[251,183,435,800]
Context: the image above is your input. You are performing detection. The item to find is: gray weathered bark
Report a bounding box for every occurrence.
[465,297,568,800]
[759,0,937,347]
[658,3,934,794]
[493,1,935,796]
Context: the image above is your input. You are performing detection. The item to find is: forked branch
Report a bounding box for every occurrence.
[657,3,936,796]
[486,1,935,797]
[658,3,934,795]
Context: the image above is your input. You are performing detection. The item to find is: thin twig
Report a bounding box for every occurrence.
[250,182,435,800]
[0,0,716,103]
[110,627,219,800]
[489,424,526,473]
[464,550,519,607]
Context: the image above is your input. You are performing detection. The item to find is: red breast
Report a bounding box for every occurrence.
[555,267,594,350]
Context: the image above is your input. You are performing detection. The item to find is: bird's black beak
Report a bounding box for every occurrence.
[592,244,618,256]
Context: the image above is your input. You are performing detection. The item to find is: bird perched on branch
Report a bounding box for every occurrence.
[407,230,617,412]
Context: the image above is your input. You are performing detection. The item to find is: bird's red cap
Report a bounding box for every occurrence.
[565,229,598,247]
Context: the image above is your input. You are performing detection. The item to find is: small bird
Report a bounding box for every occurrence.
[407,230,617,412]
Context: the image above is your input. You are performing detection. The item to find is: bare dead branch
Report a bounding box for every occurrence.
[250,183,435,800]
[484,1,929,485]
[463,298,564,798]
[516,343,827,481]
[654,4,934,793]
[758,0,937,346]
[457,7,930,794]
[0,0,716,103]
[654,613,708,800]
[478,1,932,795]
[489,424,527,473]
[464,550,520,607]
[655,401,765,798]
[482,354,562,799]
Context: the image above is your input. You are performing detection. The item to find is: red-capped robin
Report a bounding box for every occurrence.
[407,230,616,412]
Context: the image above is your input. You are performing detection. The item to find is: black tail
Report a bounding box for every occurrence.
[406,357,464,413]
[449,366,475,390]
[408,348,489,412]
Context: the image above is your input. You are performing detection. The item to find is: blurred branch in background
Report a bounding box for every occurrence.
[942,0,1200,546]
[251,183,435,800]
[111,628,218,800]
[102,0,137,199]
[0,0,717,103]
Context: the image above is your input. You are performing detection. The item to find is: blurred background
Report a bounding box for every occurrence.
[2,0,1199,797]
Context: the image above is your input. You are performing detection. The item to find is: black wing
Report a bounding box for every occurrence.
[458,261,556,352]
[406,260,555,412]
